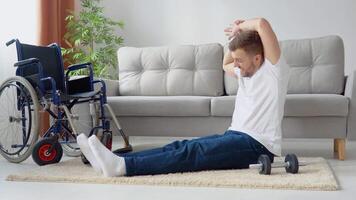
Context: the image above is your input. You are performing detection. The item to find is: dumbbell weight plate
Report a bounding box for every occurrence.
[258,154,271,175]
[285,154,299,174]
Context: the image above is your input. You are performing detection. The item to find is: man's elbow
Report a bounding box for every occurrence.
[257,18,270,32]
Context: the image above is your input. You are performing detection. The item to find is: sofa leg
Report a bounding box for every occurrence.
[334,138,345,160]
[333,138,338,153]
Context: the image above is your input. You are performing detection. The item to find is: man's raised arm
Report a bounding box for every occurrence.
[223,50,238,78]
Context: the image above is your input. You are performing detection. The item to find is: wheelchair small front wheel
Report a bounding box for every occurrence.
[32,138,63,166]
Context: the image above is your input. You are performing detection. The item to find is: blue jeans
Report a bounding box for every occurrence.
[116,130,274,176]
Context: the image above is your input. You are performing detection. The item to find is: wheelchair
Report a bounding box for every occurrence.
[0,39,132,166]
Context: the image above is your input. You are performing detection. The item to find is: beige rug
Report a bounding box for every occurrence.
[6,157,338,190]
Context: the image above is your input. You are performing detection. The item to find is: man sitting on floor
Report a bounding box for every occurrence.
[77,18,291,177]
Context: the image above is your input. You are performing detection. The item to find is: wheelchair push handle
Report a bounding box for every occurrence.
[6,39,17,46]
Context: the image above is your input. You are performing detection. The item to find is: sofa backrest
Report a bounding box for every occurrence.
[117,43,224,96]
[224,35,345,95]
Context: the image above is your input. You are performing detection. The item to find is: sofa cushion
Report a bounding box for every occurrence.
[107,96,211,116]
[211,94,348,117]
[224,35,345,95]
[211,96,235,116]
[284,94,348,117]
[118,43,224,96]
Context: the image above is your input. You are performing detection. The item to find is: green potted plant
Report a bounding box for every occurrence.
[62,0,124,79]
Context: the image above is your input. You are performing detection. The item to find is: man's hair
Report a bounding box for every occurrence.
[228,30,264,58]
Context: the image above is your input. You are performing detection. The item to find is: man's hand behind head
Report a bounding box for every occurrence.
[224,19,245,40]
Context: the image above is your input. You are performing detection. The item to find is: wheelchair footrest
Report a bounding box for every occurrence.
[113,145,133,154]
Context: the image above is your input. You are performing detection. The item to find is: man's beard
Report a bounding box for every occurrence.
[241,63,257,77]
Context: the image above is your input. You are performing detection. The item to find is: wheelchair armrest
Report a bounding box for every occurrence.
[66,62,93,79]
[67,62,92,72]
[14,58,40,67]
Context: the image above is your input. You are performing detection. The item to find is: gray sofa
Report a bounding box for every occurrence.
[103,35,356,160]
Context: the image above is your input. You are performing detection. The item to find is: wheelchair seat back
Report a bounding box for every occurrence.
[16,42,66,93]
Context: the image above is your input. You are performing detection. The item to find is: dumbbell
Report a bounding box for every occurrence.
[249,154,306,175]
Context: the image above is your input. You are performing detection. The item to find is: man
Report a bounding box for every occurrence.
[77,18,291,177]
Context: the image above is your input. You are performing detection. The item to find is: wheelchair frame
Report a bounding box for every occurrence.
[0,39,131,165]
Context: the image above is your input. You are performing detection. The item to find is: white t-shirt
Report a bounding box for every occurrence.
[228,54,291,156]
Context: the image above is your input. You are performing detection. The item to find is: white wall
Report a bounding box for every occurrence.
[99,0,356,75]
[0,0,39,83]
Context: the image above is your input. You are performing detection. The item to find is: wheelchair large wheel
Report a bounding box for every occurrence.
[0,76,40,163]
[59,101,99,157]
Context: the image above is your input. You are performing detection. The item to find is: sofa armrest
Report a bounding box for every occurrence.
[345,70,356,140]
[96,78,120,96]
